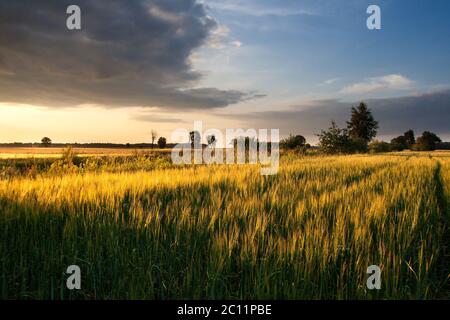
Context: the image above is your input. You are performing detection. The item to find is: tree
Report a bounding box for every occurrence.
[151,130,158,149]
[190,131,201,148]
[280,134,306,150]
[413,131,441,151]
[403,129,415,148]
[390,129,416,151]
[207,135,216,148]
[346,102,379,143]
[318,121,352,154]
[41,137,52,147]
[230,136,263,155]
[157,137,167,149]
[390,135,407,151]
[231,136,258,150]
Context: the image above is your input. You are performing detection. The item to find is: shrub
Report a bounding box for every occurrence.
[348,137,369,153]
[157,137,167,149]
[369,140,391,153]
[318,121,352,154]
[280,134,306,150]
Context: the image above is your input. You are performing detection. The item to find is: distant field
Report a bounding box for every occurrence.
[0,152,449,299]
[0,147,171,159]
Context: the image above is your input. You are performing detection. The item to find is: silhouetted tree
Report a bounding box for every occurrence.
[230,136,264,157]
[190,131,201,148]
[41,137,52,147]
[347,102,378,143]
[390,135,408,151]
[151,130,158,149]
[207,135,216,148]
[390,129,416,151]
[404,129,416,148]
[413,131,441,151]
[280,134,306,150]
[157,136,167,149]
[231,136,258,150]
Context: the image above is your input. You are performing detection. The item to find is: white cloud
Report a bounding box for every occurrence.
[230,40,242,48]
[206,24,242,49]
[340,74,414,95]
[207,25,230,48]
[321,78,340,85]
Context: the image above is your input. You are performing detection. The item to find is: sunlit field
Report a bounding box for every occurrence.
[0,147,170,159]
[0,151,449,299]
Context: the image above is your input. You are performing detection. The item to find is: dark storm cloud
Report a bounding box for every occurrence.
[0,0,256,109]
[224,89,450,141]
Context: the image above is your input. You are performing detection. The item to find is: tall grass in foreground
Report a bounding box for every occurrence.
[0,154,449,299]
[438,157,450,298]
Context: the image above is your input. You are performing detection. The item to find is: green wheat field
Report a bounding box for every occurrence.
[0,150,449,299]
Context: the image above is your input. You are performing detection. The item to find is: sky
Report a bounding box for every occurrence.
[0,0,450,144]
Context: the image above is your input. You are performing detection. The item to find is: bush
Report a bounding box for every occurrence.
[157,137,167,149]
[318,122,371,154]
[369,140,391,153]
[280,134,306,150]
[436,142,450,150]
[318,122,352,154]
[348,137,369,153]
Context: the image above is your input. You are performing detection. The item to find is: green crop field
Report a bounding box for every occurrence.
[0,151,449,299]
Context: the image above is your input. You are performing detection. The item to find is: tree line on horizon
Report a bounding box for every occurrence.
[281,102,446,154]
[5,102,447,153]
